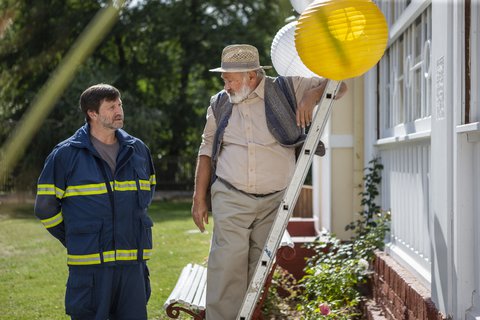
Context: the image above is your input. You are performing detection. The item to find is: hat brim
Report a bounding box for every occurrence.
[209,66,272,73]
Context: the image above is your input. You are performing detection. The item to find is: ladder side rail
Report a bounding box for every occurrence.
[236,80,341,320]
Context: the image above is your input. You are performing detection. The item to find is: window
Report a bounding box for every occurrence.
[377,2,432,139]
[374,0,433,283]
[468,0,480,123]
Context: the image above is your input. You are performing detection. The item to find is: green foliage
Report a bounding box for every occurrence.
[345,158,385,241]
[0,0,293,191]
[297,158,390,319]
[262,268,302,319]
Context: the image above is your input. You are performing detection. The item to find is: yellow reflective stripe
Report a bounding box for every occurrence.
[150,174,156,186]
[59,178,154,197]
[116,249,138,261]
[139,180,150,191]
[114,180,137,191]
[41,212,63,229]
[37,184,65,199]
[67,253,101,265]
[55,187,65,199]
[63,183,108,198]
[66,249,151,265]
[143,249,152,260]
[37,184,55,195]
[103,251,116,263]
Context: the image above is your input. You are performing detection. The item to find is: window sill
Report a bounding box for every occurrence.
[457,122,480,142]
[456,122,480,133]
[375,130,431,146]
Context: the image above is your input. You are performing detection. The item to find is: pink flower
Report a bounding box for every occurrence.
[319,303,330,315]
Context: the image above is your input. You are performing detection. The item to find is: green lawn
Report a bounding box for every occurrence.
[0,200,213,320]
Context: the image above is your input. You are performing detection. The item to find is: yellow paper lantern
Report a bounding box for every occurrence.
[295,0,388,80]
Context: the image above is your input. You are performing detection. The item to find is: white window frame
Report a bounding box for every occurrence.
[374,0,433,286]
[470,0,480,123]
[377,0,432,141]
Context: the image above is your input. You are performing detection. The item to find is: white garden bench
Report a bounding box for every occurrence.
[163,230,296,320]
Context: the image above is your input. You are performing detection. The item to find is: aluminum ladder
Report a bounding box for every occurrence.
[236,80,342,320]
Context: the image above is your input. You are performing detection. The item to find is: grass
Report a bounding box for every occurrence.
[0,199,213,320]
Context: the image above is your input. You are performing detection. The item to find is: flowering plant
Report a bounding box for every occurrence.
[297,158,390,319]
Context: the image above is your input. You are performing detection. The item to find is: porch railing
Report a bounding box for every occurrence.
[379,139,432,282]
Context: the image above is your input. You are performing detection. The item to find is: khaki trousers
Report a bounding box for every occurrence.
[206,179,284,320]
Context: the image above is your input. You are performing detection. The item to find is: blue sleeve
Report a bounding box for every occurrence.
[145,144,156,204]
[34,148,66,247]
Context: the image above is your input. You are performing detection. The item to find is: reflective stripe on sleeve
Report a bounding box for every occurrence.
[138,180,151,191]
[150,174,156,186]
[143,249,152,260]
[40,212,63,229]
[37,184,65,199]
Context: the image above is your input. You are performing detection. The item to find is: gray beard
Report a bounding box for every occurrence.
[227,83,252,104]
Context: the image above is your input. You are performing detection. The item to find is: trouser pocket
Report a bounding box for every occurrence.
[65,271,95,317]
[143,263,151,303]
[139,216,154,259]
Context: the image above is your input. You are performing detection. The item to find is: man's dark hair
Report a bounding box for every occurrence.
[79,84,121,122]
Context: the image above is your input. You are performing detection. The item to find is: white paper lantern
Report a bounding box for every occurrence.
[271,21,318,78]
[289,0,315,14]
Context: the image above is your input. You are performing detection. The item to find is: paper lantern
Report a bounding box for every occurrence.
[295,0,388,80]
[289,0,315,14]
[271,21,318,78]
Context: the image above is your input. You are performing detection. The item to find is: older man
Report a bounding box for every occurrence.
[191,44,346,320]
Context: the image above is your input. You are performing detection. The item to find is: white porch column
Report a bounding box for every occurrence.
[430,0,454,316]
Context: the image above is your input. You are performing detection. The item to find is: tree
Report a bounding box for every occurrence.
[0,0,294,191]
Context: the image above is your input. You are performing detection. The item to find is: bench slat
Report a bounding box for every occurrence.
[164,263,195,307]
[182,264,206,306]
[199,280,207,310]
[177,264,201,304]
[191,267,207,310]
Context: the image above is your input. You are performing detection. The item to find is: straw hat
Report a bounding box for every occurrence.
[209,44,272,72]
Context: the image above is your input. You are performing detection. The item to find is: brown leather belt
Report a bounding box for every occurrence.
[216,177,282,198]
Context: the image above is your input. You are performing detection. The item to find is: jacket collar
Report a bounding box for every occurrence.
[70,123,136,149]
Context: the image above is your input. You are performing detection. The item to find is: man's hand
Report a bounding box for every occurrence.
[191,155,212,233]
[296,79,328,128]
[335,82,348,100]
[296,80,348,128]
[192,196,209,232]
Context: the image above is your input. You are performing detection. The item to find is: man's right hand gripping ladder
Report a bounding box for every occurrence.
[236,80,343,320]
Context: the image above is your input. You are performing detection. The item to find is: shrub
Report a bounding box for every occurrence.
[262,268,302,319]
[297,158,390,319]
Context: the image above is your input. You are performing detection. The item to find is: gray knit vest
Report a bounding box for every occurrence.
[209,76,306,182]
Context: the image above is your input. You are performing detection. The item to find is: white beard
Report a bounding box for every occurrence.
[227,80,253,104]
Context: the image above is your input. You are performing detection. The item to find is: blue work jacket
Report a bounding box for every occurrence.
[34,124,156,266]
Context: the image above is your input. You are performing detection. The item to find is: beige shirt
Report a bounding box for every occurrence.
[199,76,323,195]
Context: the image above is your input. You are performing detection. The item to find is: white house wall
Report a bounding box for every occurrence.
[363,0,480,319]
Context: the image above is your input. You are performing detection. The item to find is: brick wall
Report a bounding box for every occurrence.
[370,251,447,320]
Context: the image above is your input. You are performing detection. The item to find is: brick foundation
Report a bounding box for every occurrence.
[370,251,447,320]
